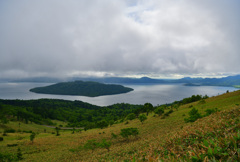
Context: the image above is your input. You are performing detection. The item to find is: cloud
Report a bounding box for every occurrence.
[0,0,239,79]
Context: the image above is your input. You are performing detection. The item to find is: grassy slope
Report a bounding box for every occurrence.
[0,90,240,161]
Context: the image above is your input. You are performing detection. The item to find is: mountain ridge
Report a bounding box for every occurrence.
[2,75,240,87]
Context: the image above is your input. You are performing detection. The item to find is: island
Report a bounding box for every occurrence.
[30,81,133,97]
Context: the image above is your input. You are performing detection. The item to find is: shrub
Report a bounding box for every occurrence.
[7,144,18,147]
[154,107,165,116]
[109,120,114,126]
[23,130,32,133]
[97,120,108,129]
[84,139,98,153]
[4,129,16,133]
[127,113,136,120]
[204,108,218,116]
[198,99,206,105]
[2,131,7,136]
[0,117,9,124]
[99,139,111,152]
[144,103,154,116]
[120,128,139,140]
[111,133,118,139]
[184,108,202,123]
[0,137,3,141]
[17,148,23,160]
[55,127,60,136]
[0,152,16,161]
[30,132,36,143]
[139,114,147,124]
[164,109,174,117]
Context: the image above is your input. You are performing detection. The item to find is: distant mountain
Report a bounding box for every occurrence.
[178,75,240,87]
[71,76,169,84]
[30,81,133,97]
[2,75,240,87]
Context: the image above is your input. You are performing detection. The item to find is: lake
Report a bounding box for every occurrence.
[0,82,238,106]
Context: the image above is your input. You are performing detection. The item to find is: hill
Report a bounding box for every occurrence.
[178,75,240,87]
[29,81,133,97]
[0,90,240,161]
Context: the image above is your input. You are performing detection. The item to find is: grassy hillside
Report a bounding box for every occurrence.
[0,90,240,161]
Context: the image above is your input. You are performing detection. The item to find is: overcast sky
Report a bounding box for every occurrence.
[0,0,239,79]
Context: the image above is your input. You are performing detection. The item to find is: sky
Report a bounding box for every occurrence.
[0,0,240,79]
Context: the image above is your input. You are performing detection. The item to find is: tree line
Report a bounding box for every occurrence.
[0,94,208,130]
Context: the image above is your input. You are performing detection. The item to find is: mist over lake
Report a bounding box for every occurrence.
[0,82,237,106]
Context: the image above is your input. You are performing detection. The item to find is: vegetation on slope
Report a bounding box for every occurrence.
[0,99,143,129]
[0,94,207,129]
[0,90,239,161]
[30,80,133,97]
[156,107,240,161]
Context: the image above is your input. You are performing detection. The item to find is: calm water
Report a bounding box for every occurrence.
[0,82,238,106]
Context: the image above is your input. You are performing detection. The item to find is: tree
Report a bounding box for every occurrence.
[72,127,75,134]
[30,132,36,143]
[127,113,136,120]
[134,108,142,118]
[144,103,154,116]
[154,107,165,116]
[139,114,147,124]
[99,139,111,152]
[55,127,60,136]
[0,116,9,124]
[109,120,114,126]
[84,139,98,153]
[97,120,108,129]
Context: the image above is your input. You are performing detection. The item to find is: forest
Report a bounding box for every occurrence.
[0,94,207,130]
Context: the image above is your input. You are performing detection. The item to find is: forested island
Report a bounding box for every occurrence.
[30,81,133,97]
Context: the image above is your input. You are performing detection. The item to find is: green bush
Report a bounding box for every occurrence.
[204,108,218,116]
[144,103,154,116]
[4,129,16,133]
[55,127,60,136]
[111,133,118,139]
[97,120,108,129]
[154,107,165,116]
[184,108,202,123]
[99,139,111,152]
[164,109,174,117]
[0,152,17,161]
[127,113,136,120]
[17,148,23,160]
[120,128,139,140]
[139,114,147,124]
[84,139,98,153]
[23,130,32,133]
[198,99,206,105]
[30,132,36,143]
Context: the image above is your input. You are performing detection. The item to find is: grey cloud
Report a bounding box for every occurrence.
[0,0,239,79]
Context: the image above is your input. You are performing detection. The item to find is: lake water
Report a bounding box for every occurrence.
[0,82,238,106]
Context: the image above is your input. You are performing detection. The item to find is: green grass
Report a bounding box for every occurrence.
[0,90,240,161]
